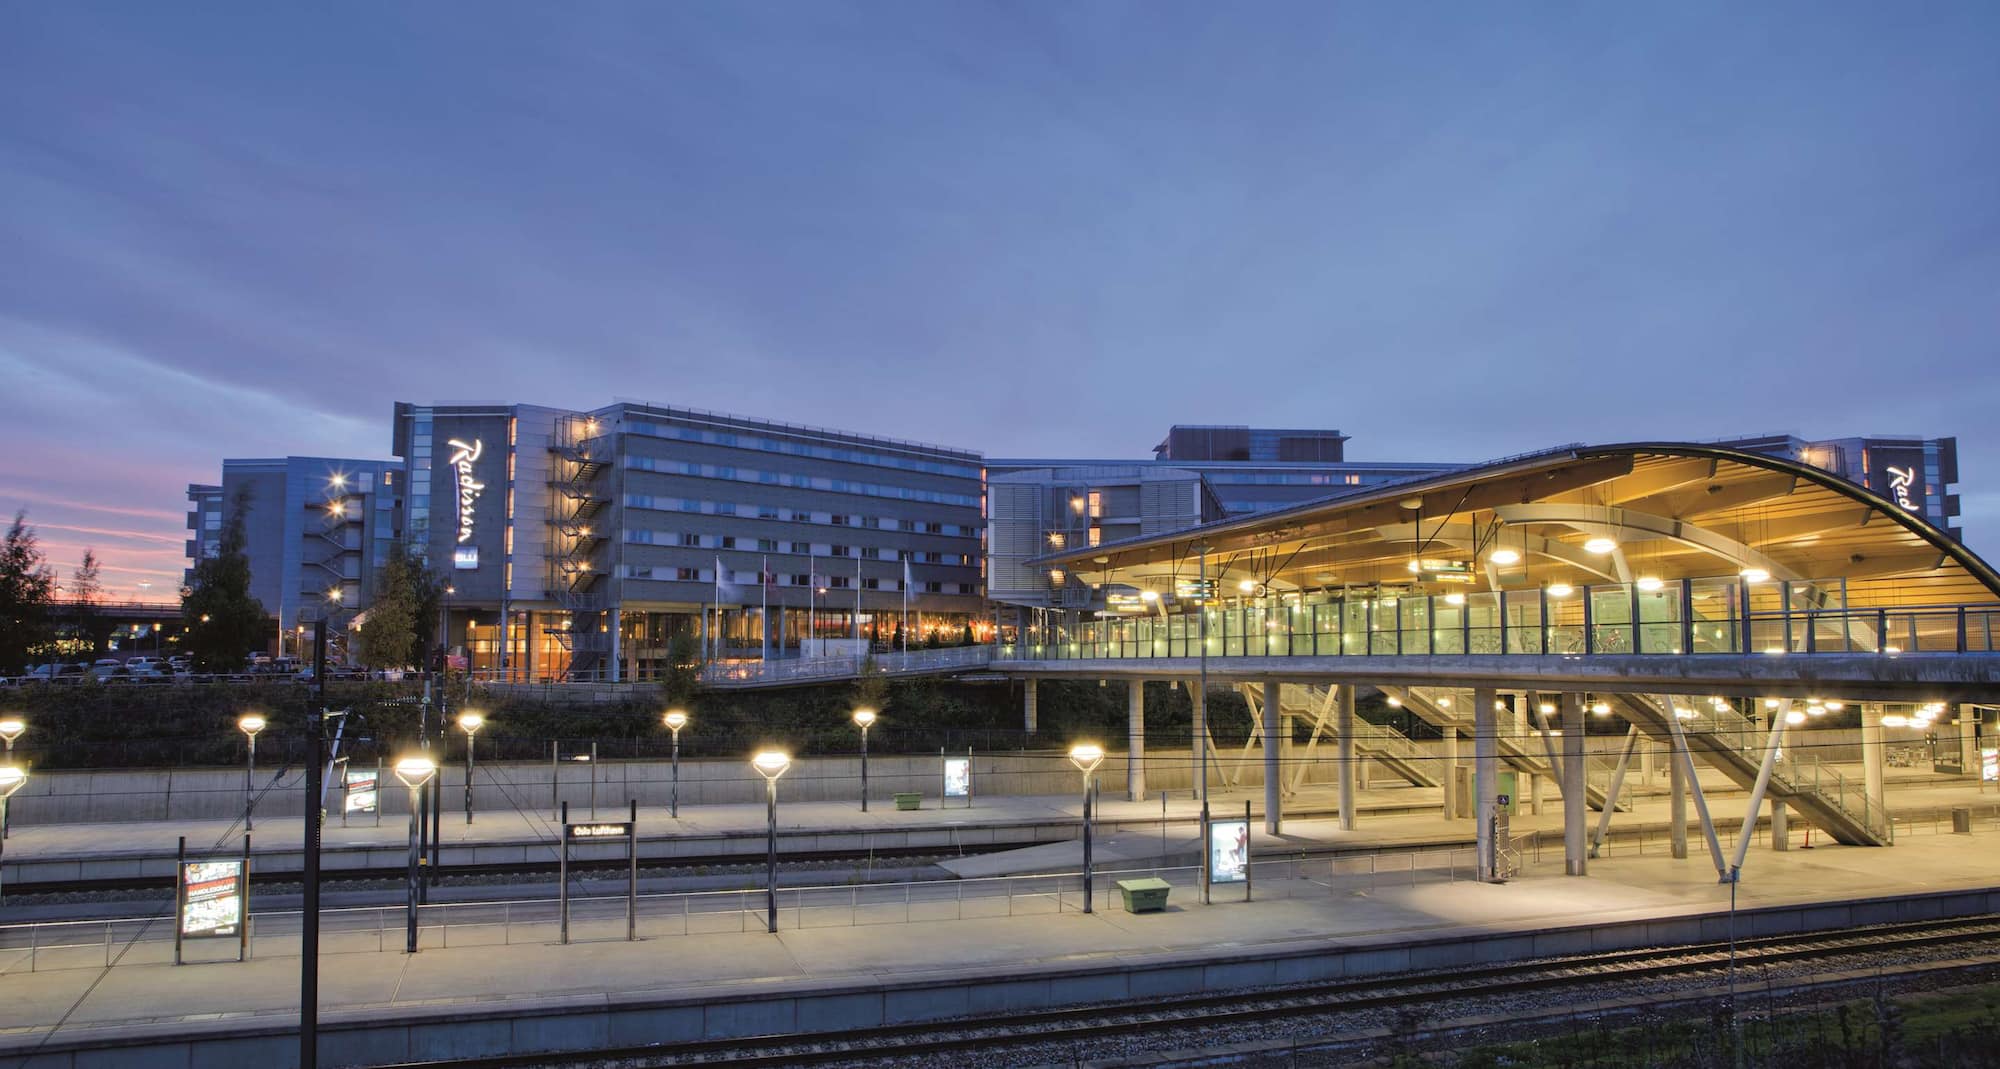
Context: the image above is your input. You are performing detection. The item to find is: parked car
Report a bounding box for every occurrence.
[126,661,168,680]
[90,658,127,682]
[24,663,86,683]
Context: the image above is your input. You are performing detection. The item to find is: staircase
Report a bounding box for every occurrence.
[1378,686,1622,811]
[1236,683,1439,788]
[1613,694,1890,846]
[547,413,612,680]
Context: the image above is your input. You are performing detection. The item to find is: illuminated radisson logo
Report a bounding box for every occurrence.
[448,439,484,568]
[1885,466,1920,513]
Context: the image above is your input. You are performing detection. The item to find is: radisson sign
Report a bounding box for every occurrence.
[448,438,485,569]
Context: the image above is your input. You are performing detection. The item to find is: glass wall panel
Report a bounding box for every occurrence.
[1547,589,1585,654]
[1590,584,1632,654]
[1343,599,1369,655]
[1636,582,1681,654]
[1431,599,1463,655]
[1688,578,1740,653]
[1399,597,1431,655]
[1466,592,1502,654]
[1370,598,1398,655]
[1504,590,1543,654]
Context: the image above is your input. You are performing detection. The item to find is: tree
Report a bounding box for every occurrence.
[182,488,268,672]
[71,549,102,608]
[357,551,424,669]
[71,549,108,658]
[853,654,889,713]
[0,511,56,673]
[659,630,702,709]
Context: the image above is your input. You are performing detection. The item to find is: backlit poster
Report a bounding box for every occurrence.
[943,756,970,798]
[180,859,245,938]
[345,769,378,814]
[1208,818,1250,884]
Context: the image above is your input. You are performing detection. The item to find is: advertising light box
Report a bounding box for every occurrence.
[180,859,245,939]
[1208,818,1250,885]
[943,756,971,799]
[344,769,378,815]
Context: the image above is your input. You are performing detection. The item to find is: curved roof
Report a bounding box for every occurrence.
[1036,442,2000,609]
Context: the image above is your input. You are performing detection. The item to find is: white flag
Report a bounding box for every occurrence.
[715,555,740,602]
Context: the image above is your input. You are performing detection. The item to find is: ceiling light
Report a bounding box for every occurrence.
[1444,592,1465,605]
[1880,714,1908,728]
[1407,560,1422,573]
[1590,702,1610,716]
[1238,579,1256,593]
[1826,701,1845,711]
[1537,702,1555,715]
[1546,583,1573,598]
[1489,548,1521,566]
[1437,696,1453,708]
[1636,576,1663,592]
[1583,537,1618,555]
[1784,710,1807,726]
[1764,699,1781,709]
[1807,705,1826,717]
[1385,696,1402,708]
[1739,566,1770,583]
[1884,645,1902,654]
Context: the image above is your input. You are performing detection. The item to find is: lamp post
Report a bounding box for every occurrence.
[393,755,438,953]
[0,719,23,841]
[751,750,791,934]
[456,712,484,825]
[1068,743,1106,914]
[663,710,688,818]
[0,765,25,901]
[852,708,876,812]
[238,714,266,831]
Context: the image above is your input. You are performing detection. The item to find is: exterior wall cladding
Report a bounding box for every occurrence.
[393,401,987,677]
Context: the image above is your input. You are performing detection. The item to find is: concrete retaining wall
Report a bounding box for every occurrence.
[9,883,1997,1069]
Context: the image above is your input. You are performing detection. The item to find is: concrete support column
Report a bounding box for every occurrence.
[1668,735,1689,859]
[1961,704,1980,775]
[1639,739,1655,781]
[1262,679,1282,834]
[1473,687,1498,881]
[1439,729,1458,821]
[1127,681,1146,803]
[1336,685,1356,832]
[1861,703,1886,821]
[1770,798,1789,850]
[1529,770,1544,817]
[608,608,622,683]
[1562,693,1587,877]
[1023,677,1038,736]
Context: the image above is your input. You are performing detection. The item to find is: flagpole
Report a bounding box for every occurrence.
[808,552,817,660]
[761,554,770,663]
[902,557,911,654]
[853,557,862,645]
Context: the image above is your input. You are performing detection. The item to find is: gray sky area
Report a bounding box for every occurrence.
[3,2,1996,593]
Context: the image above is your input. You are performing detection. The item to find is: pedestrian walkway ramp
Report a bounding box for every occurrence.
[1612,694,1890,847]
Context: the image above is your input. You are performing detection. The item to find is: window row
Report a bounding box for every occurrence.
[620,564,975,595]
[622,529,973,566]
[624,455,979,507]
[621,495,978,537]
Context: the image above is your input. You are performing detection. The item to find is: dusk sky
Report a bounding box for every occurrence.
[3,3,1997,596]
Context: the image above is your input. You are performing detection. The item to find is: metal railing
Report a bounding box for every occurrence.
[999,582,2000,662]
[699,645,997,686]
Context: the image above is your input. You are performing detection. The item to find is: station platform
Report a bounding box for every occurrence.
[0,784,1997,1068]
[0,766,1984,890]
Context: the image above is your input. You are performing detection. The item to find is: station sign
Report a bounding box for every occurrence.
[179,859,245,939]
[566,821,633,839]
[1104,592,1148,614]
[1175,578,1217,602]
[1207,817,1250,884]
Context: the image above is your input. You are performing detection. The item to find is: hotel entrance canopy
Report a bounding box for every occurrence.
[1023,443,2000,660]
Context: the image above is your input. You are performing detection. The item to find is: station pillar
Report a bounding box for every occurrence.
[1336,684,1357,831]
[1562,693,1587,876]
[1127,680,1146,803]
[1473,687,1499,881]
[1023,677,1038,736]
[1668,735,1689,859]
[1861,703,1886,818]
[1961,705,1980,776]
[1439,727,1459,820]
[1770,798,1789,850]
[1262,679,1283,833]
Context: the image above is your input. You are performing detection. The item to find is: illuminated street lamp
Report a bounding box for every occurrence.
[1068,743,1106,914]
[662,710,689,818]
[456,712,485,825]
[0,718,25,753]
[238,714,267,831]
[393,756,438,953]
[0,765,25,900]
[852,708,877,812]
[751,751,792,933]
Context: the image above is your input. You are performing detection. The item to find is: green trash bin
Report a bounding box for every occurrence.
[894,792,922,811]
[1116,877,1172,913]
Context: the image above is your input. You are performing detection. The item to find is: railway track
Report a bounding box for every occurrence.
[371,912,2000,1069]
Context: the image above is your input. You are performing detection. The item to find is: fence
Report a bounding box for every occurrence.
[0,840,1529,973]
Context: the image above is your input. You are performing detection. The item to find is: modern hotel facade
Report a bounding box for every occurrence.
[391,401,987,681]
[184,456,404,657]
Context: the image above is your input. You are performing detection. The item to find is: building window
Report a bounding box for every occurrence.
[830,514,849,526]
[680,533,702,547]
[830,576,851,589]
[791,541,811,553]
[860,547,881,559]
[830,545,850,557]
[720,536,737,549]
[900,519,917,532]
[1088,491,1103,518]
[757,538,778,552]
[861,578,880,590]
[861,516,881,529]
[924,522,943,534]
[924,581,943,593]
[675,567,700,581]
[791,573,811,586]
[921,551,943,564]
[759,505,779,519]
[958,583,977,595]
[1088,527,1101,546]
